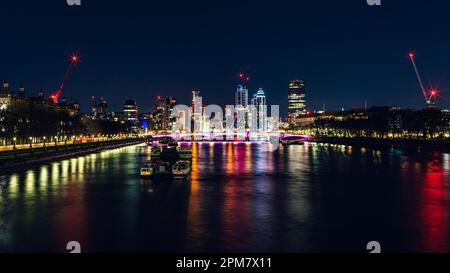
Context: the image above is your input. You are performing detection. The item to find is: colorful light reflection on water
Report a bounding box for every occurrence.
[0,143,449,252]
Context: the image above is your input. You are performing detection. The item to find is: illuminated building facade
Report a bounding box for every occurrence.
[235,84,249,130]
[250,88,267,132]
[123,99,139,131]
[191,91,206,133]
[0,81,80,144]
[288,80,306,126]
[92,98,109,120]
[150,96,176,132]
[235,85,248,108]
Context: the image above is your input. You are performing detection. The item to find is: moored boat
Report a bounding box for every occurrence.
[158,136,174,145]
[177,147,192,159]
[140,162,154,178]
[153,161,171,177]
[172,160,191,177]
[161,146,179,161]
[150,146,162,158]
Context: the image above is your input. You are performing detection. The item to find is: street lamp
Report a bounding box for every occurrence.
[13,137,16,150]
[29,137,33,149]
[43,136,47,148]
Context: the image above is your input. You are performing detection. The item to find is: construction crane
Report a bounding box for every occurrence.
[408,52,437,108]
[50,53,80,104]
[239,72,251,82]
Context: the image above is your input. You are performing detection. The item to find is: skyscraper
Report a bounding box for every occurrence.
[235,84,249,131]
[150,96,176,132]
[250,88,267,132]
[235,85,248,108]
[123,99,139,131]
[164,97,176,131]
[192,91,201,106]
[288,80,306,126]
[191,90,205,133]
[150,96,166,132]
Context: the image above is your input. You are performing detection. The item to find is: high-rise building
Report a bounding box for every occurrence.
[150,96,176,132]
[191,91,205,133]
[164,96,176,131]
[123,99,139,130]
[92,98,109,120]
[192,91,201,106]
[235,85,248,108]
[250,88,267,132]
[150,96,165,132]
[235,85,249,131]
[288,80,306,125]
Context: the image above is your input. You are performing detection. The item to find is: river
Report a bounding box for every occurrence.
[0,142,448,252]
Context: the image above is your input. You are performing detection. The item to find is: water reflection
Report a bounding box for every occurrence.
[0,143,449,252]
[422,168,448,252]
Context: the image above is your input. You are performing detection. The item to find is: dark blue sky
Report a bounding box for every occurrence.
[1,0,450,114]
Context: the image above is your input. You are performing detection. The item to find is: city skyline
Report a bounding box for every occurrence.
[2,0,450,257]
[2,74,447,117]
[1,1,450,113]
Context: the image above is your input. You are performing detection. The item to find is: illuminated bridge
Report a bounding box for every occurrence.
[151,132,311,142]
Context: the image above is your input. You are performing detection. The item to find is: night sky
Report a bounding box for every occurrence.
[1,0,450,115]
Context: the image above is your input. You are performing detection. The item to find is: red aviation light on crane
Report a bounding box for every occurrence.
[49,53,81,104]
[70,54,80,64]
[409,52,415,59]
[50,94,58,104]
[238,72,251,82]
[430,89,438,97]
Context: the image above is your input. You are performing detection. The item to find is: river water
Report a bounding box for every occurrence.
[0,142,449,252]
